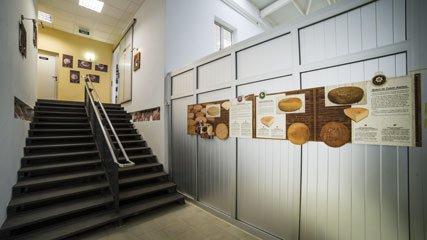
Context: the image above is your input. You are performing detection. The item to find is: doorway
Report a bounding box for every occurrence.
[37,52,58,100]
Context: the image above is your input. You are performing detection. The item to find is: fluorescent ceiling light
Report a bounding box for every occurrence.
[38,11,52,23]
[79,0,104,13]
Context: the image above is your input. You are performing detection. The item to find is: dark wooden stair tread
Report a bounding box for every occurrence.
[119,172,168,185]
[25,142,96,150]
[120,182,176,201]
[36,111,87,115]
[14,170,105,188]
[119,154,155,161]
[27,135,93,140]
[22,150,98,160]
[1,194,113,231]
[19,159,101,173]
[9,182,109,208]
[119,193,184,218]
[30,128,91,132]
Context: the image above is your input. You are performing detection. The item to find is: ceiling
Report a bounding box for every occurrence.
[38,0,145,45]
[248,0,340,26]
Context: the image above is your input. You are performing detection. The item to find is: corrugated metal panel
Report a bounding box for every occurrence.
[171,96,197,198]
[300,53,409,240]
[236,33,293,80]
[236,76,301,239]
[197,89,234,215]
[172,69,195,96]
[198,56,232,89]
[299,0,406,64]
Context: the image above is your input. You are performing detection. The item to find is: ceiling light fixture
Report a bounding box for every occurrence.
[38,11,52,23]
[79,0,104,13]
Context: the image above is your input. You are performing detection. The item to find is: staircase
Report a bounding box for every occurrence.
[0,99,184,240]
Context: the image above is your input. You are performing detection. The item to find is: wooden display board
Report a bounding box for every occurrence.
[187,74,422,148]
[187,100,230,140]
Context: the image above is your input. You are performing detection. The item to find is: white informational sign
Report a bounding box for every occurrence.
[256,94,287,139]
[229,97,253,138]
[351,75,416,146]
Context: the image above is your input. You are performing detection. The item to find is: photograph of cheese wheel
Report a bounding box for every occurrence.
[287,123,310,145]
[327,86,364,104]
[320,122,350,147]
[215,123,229,140]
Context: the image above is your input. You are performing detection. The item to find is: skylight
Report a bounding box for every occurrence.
[79,0,104,13]
[38,11,52,23]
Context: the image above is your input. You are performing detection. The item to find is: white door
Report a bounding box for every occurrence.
[37,53,58,100]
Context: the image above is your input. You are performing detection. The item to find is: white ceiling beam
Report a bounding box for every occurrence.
[305,0,313,14]
[292,0,305,16]
[221,0,273,30]
[260,0,292,18]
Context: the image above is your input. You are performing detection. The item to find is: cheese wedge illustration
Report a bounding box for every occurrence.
[261,116,274,127]
[344,107,369,122]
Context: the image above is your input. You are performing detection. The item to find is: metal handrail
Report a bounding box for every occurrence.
[84,77,135,168]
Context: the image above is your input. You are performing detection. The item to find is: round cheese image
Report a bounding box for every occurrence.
[215,123,228,140]
[327,86,364,104]
[287,123,310,145]
[320,122,350,147]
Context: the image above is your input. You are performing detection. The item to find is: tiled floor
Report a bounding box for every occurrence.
[76,202,259,240]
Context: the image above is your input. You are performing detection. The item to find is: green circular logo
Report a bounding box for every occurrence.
[259,91,266,99]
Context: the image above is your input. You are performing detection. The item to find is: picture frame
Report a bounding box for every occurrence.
[78,59,92,69]
[70,70,80,83]
[87,74,100,83]
[134,51,141,71]
[95,63,108,72]
[63,54,73,68]
[19,18,27,58]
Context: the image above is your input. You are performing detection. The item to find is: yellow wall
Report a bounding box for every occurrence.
[38,27,113,103]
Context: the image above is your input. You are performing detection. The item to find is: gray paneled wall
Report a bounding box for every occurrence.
[169,0,424,239]
[300,54,409,240]
[171,96,197,198]
[197,89,234,215]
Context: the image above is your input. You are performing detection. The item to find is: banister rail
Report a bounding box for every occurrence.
[84,77,135,168]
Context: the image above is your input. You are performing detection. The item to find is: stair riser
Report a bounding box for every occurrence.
[27,138,93,146]
[24,145,96,155]
[13,175,106,197]
[8,187,109,216]
[119,165,163,178]
[7,202,112,237]
[35,107,86,113]
[115,135,141,141]
[29,130,92,137]
[30,124,90,130]
[18,163,101,179]
[35,112,87,118]
[119,176,169,189]
[33,117,89,123]
[22,154,99,166]
[120,187,176,205]
[120,149,151,157]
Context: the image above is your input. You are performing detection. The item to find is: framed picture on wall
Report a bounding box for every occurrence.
[19,19,27,58]
[95,63,108,72]
[134,51,141,71]
[70,70,80,83]
[78,59,92,69]
[87,74,100,83]
[63,54,73,68]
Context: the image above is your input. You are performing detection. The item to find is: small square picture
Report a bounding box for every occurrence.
[70,70,80,83]
[95,63,108,72]
[78,59,92,69]
[63,54,73,68]
[87,74,100,83]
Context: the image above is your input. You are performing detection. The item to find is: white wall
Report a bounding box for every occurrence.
[165,0,264,73]
[121,0,168,170]
[0,0,38,225]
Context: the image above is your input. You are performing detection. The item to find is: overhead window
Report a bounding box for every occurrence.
[214,22,233,51]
